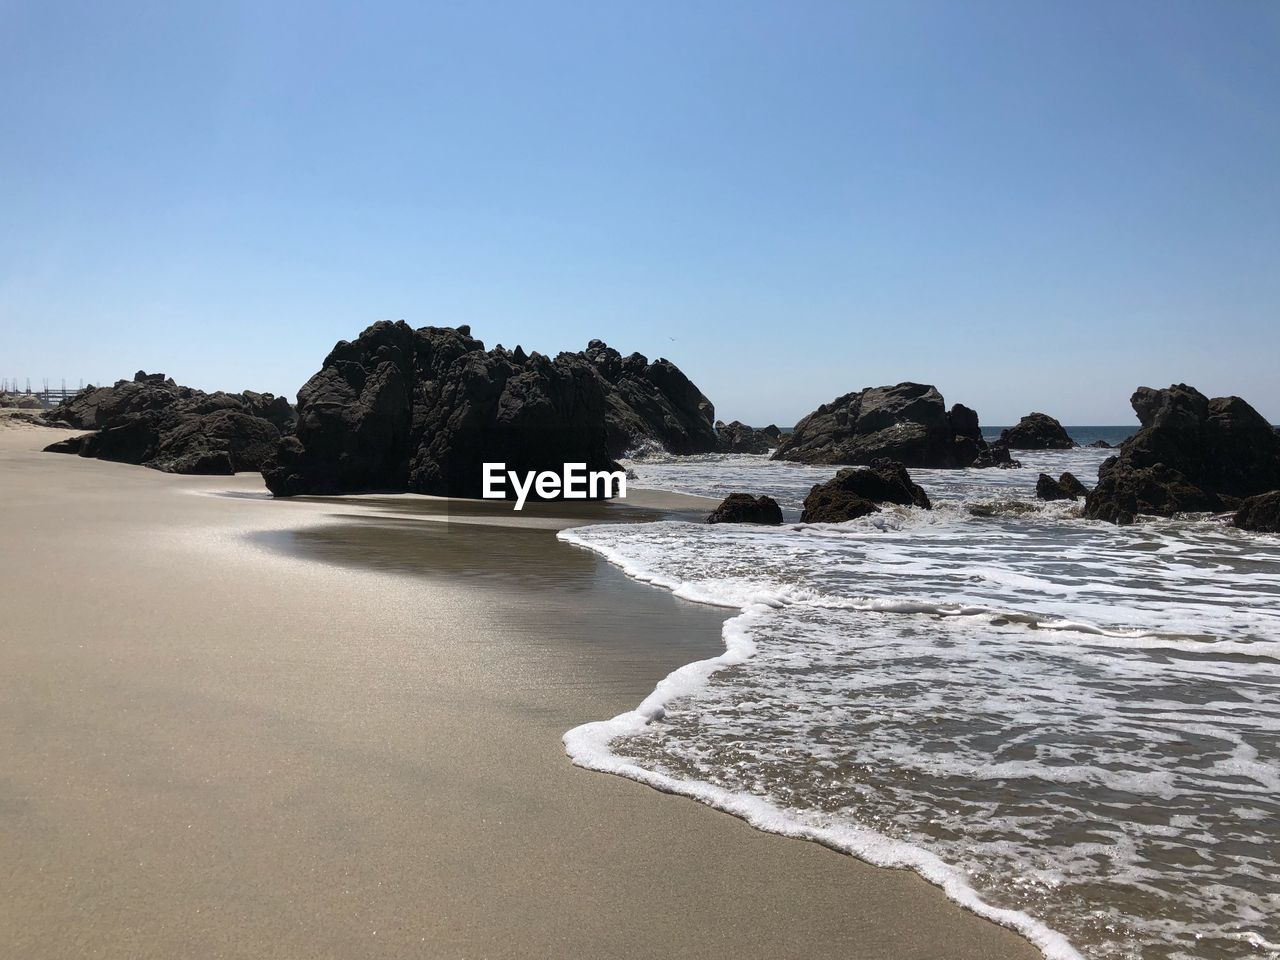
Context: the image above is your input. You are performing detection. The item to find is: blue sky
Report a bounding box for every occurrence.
[2,1,1277,425]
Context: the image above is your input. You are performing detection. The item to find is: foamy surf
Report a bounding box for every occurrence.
[558,447,1280,960]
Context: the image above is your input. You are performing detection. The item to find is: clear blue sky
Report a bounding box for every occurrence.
[2,1,1277,425]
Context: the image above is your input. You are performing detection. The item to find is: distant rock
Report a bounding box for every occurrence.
[999,413,1076,450]
[1036,472,1090,501]
[706,493,784,525]
[1234,491,1280,533]
[1088,439,1113,449]
[1085,384,1280,524]
[715,420,782,454]
[800,459,931,523]
[263,323,717,498]
[773,383,1004,469]
[41,371,294,474]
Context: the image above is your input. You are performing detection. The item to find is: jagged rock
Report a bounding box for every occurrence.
[263,323,716,498]
[1085,384,1280,525]
[41,371,293,474]
[715,420,782,454]
[706,493,784,525]
[800,459,931,523]
[1000,413,1076,450]
[1036,472,1090,502]
[1234,491,1280,533]
[1088,439,1113,448]
[773,383,1002,469]
[974,441,1021,469]
[583,340,717,456]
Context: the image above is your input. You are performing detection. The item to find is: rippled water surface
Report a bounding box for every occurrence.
[562,448,1280,960]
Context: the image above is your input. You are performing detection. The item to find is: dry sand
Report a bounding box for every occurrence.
[0,420,1040,959]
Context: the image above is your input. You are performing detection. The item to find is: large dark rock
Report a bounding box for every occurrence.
[262,323,717,498]
[1084,384,1280,524]
[706,493,784,525]
[1000,413,1076,450]
[1234,491,1280,533]
[773,383,1002,469]
[715,420,782,454]
[800,459,931,523]
[41,371,293,474]
[583,339,717,456]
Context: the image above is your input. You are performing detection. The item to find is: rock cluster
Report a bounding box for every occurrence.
[263,323,718,498]
[1084,384,1280,525]
[715,420,782,454]
[1036,472,1091,501]
[999,412,1076,450]
[706,493,784,525]
[42,371,294,474]
[772,383,1005,469]
[800,459,931,523]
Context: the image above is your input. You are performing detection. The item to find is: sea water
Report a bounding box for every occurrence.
[558,439,1280,960]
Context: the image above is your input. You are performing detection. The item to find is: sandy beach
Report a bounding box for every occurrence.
[0,418,1038,959]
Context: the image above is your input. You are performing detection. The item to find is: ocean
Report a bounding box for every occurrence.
[558,433,1279,960]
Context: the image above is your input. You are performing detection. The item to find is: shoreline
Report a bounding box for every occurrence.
[0,421,1040,959]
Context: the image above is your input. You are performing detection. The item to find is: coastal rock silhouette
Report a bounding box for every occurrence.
[1085,384,1280,524]
[706,493,784,525]
[262,322,718,498]
[800,459,931,523]
[715,420,782,454]
[999,412,1076,450]
[772,383,1001,469]
[42,371,294,474]
[1036,472,1090,501]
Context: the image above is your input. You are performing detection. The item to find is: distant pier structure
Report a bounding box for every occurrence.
[0,377,89,406]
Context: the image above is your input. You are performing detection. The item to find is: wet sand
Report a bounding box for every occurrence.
[0,421,1040,959]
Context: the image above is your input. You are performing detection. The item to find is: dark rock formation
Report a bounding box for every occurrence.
[706,493,784,525]
[773,383,1003,469]
[999,413,1076,450]
[41,371,293,474]
[715,420,782,454]
[1036,472,1090,502]
[1085,384,1280,524]
[582,339,717,456]
[800,459,931,523]
[974,440,1022,469]
[262,323,717,498]
[1088,439,1113,449]
[1234,491,1280,533]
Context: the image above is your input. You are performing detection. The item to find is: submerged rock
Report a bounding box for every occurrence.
[999,413,1076,450]
[715,420,782,454]
[706,493,784,525]
[773,383,1003,469]
[41,371,293,474]
[1085,384,1280,525]
[263,323,717,498]
[1234,491,1280,533]
[1088,439,1113,449]
[800,459,931,523]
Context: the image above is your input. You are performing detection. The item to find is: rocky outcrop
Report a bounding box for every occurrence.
[1085,384,1280,524]
[1036,472,1090,502]
[582,340,717,456]
[773,383,1003,469]
[974,440,1021,469]
[999,413,1076,449]
[800,459,931,523]
[1234,491,1280,533]
[0,394,45,409]
[262,323,717,498]
[715,420,781,454]
[706,493,784,525]
[42,371,294,474]
[1088,440,1113,449]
